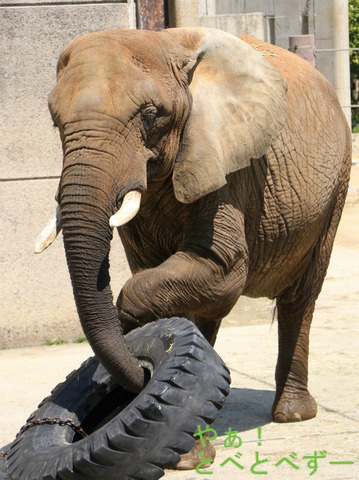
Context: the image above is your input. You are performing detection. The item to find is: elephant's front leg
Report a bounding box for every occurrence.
[116,250,247,344]
[117,250,246,470]
[190,315,223,347]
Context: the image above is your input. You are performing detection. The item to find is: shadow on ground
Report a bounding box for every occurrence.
[213,388,275,437]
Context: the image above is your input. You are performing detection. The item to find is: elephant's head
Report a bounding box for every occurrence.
[36,28,287,393]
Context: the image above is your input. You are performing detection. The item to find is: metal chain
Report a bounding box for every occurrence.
[16,417,88,438]
[0,417,88,458]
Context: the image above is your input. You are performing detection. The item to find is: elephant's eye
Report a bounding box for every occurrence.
[141,106,157,131]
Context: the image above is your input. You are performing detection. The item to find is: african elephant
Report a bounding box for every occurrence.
[36,28,351,428]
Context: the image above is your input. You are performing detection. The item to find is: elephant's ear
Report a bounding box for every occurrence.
[170,29,287,204]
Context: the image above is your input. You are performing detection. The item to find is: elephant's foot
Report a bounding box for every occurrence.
[174,436,216,470]
[272,387,317,423]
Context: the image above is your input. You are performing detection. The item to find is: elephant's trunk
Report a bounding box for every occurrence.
[60,157,146,393]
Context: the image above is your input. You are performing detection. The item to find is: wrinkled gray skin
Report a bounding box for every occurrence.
[44,28,351,429]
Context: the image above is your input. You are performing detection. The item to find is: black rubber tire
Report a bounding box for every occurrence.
[6,317,230,480]
[0,446,11,480]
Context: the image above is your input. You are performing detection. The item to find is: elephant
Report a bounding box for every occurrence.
[36,27,351,434]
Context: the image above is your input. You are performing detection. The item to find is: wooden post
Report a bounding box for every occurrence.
[136,0,166,30]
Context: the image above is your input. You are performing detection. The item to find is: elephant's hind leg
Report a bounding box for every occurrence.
[273,287,318,423]
[272,169,350,423]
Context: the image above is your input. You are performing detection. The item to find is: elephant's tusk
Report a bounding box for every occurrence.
[109,190,141,228]
[35,206,62,254]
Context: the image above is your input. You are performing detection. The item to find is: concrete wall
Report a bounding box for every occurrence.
[0,0,136,348]
[196,12,265,39]
[167,1,265,40]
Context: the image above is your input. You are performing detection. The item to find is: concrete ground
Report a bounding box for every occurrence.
[1,165,359,479]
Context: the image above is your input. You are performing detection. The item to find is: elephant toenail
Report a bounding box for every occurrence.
[291,412,303,422]
[175,459,197,470]
[274,412,288,423]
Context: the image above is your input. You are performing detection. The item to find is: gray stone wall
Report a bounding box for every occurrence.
[167,1,265,40]
[0,0,135,347]
[198,12,265,39]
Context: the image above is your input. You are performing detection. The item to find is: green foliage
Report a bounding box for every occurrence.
[73,337,88,344]
[350,0,359,74]
[349,0,359,127]
[45,337,88,346]
[45,339,68,346]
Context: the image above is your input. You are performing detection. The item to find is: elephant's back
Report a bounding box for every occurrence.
[239,37,351,298]
[240,35,350,158]
[241,35,350,218]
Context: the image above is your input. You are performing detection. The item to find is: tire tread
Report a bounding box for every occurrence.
[6,318,230,480]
